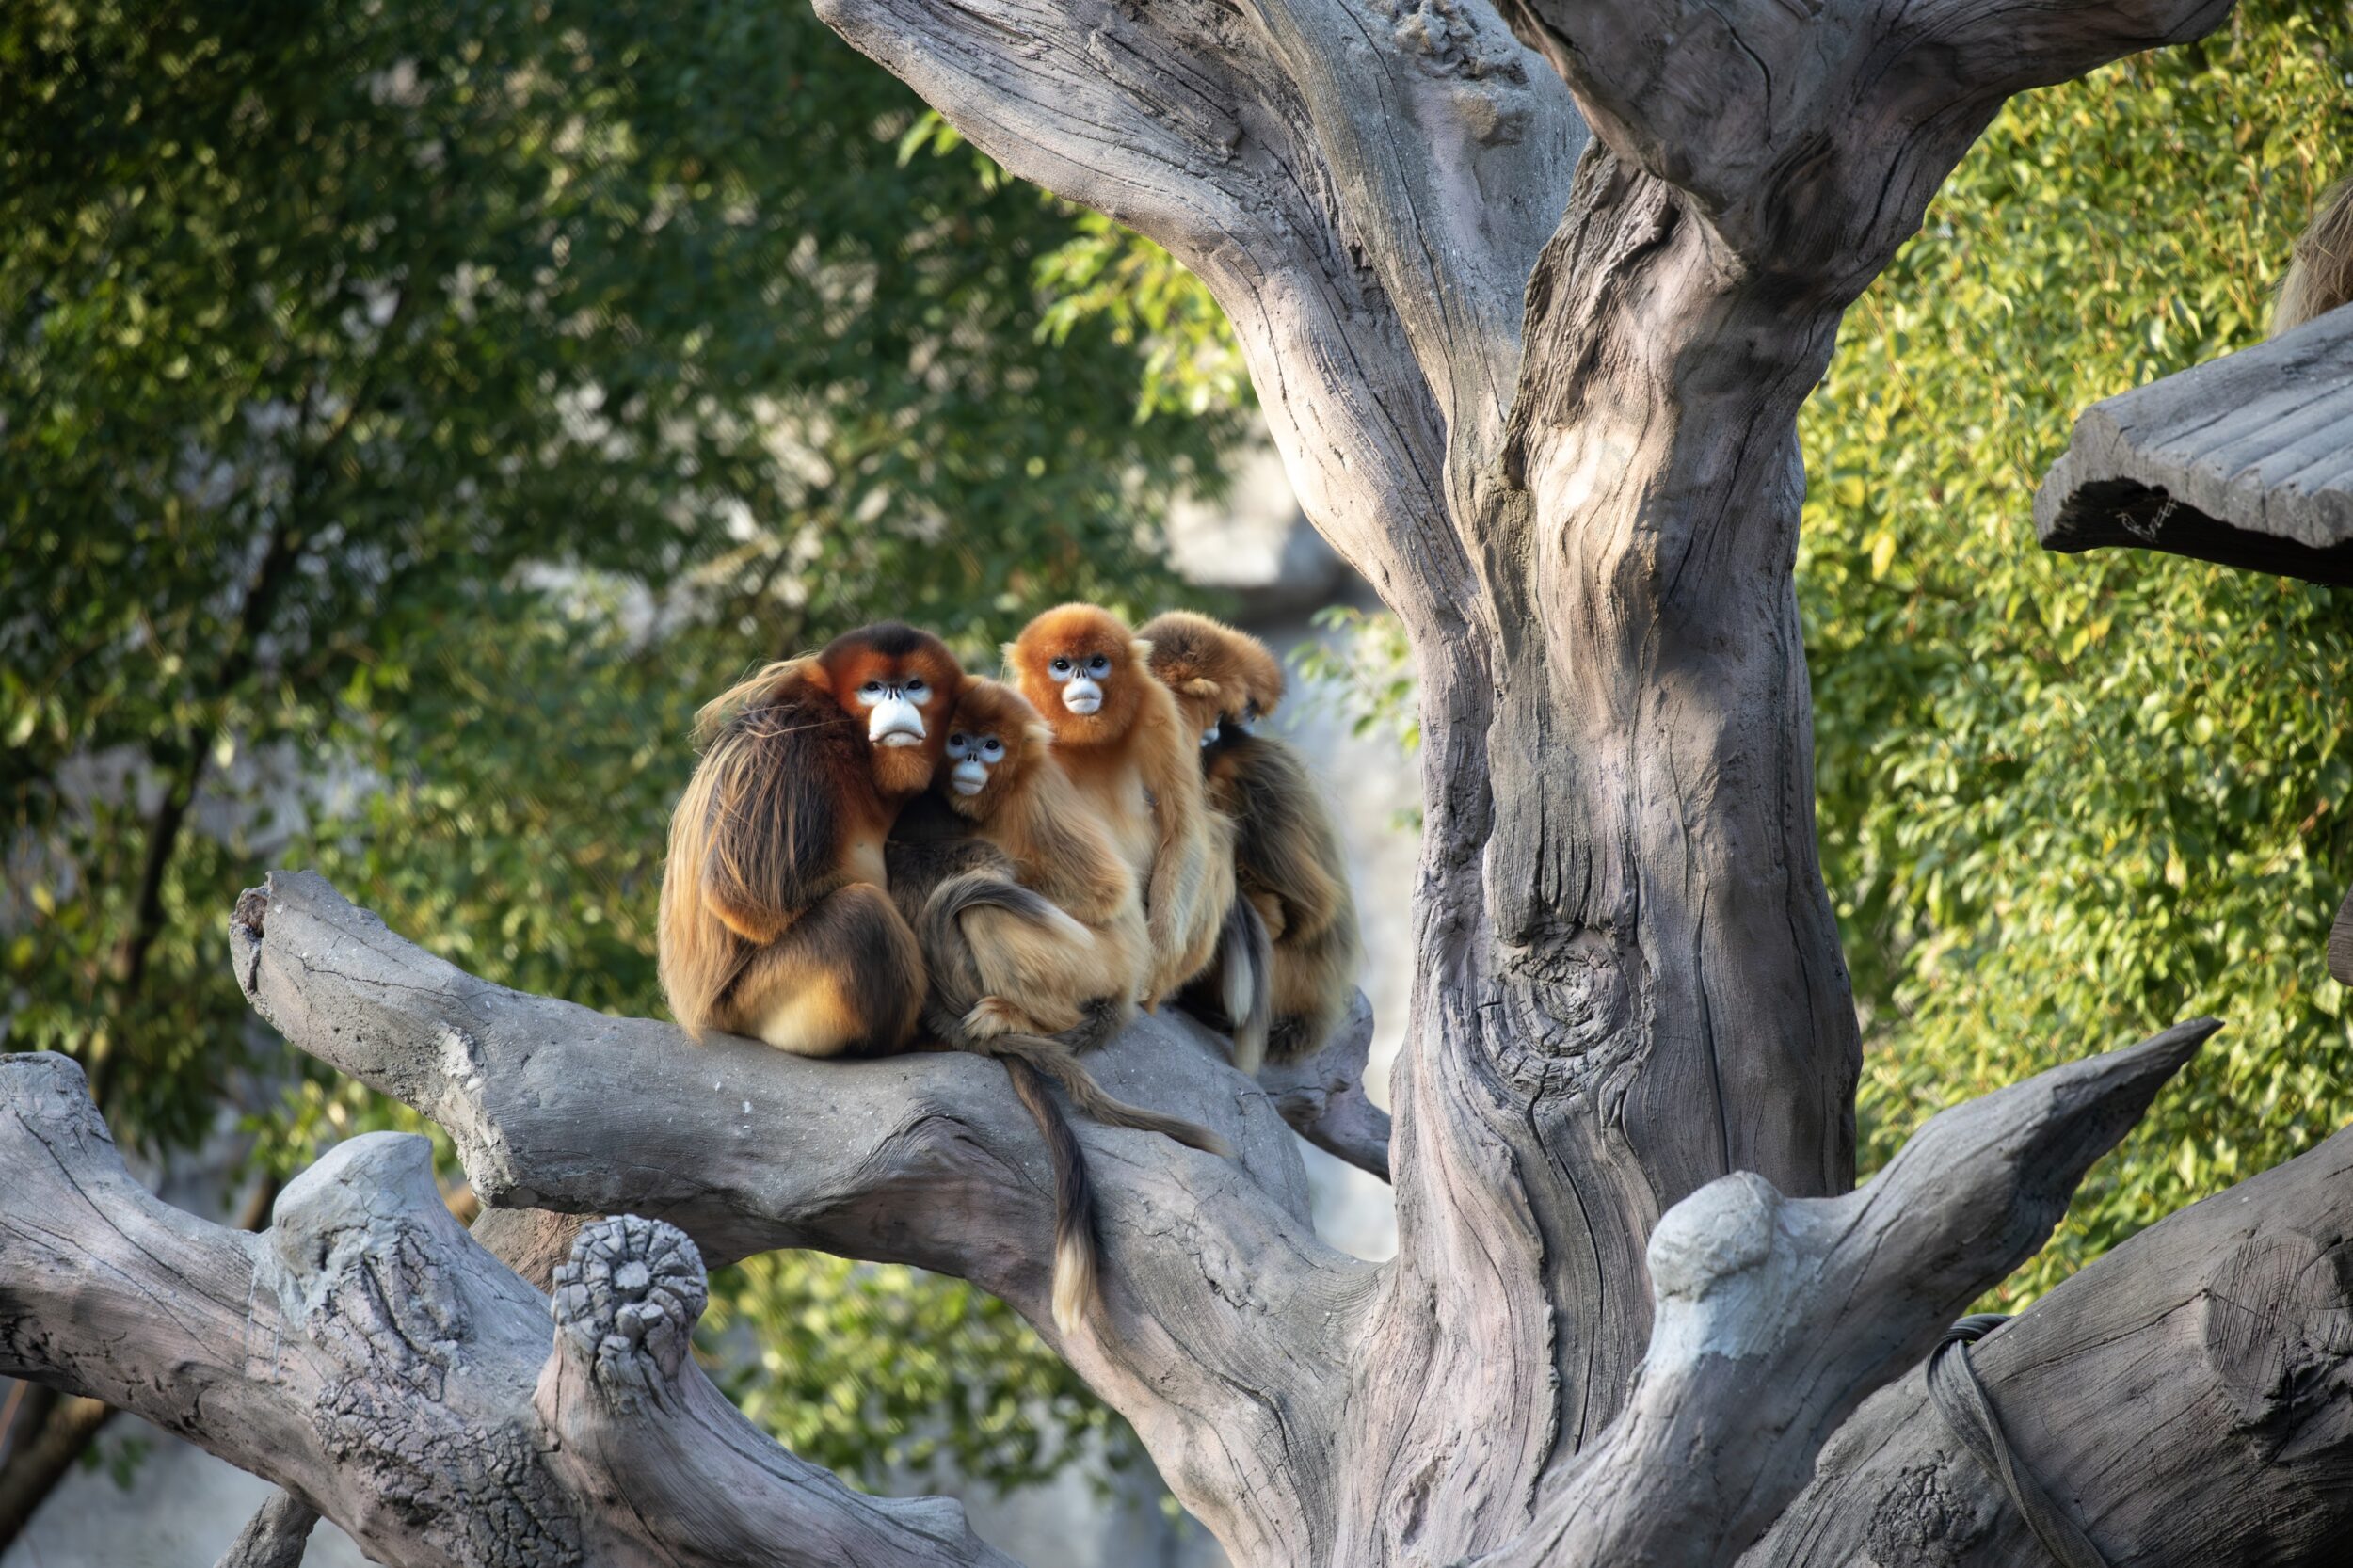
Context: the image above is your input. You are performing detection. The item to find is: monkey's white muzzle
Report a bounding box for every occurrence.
[869,697,926,748]
[1061,677,1103,716]
[950,759,989,796]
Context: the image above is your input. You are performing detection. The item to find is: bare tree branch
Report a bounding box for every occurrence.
[1744,1102,2353,1568]
[0,1050,1018,1568]
[1483,1016,2217,1568]
[227,870,1379,1558]
[1497,0,2237,284]
[1258,989,1390,1180]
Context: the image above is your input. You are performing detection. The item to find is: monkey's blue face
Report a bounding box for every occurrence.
[852,669,939,749]
[1044,650,1114,716]
[943,729,1009,796]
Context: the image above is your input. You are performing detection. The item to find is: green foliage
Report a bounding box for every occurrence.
[901,107,1252,423]
[1806,1,2353,1306]
[701,1253,1134,1493]
[2,0,1228,1491]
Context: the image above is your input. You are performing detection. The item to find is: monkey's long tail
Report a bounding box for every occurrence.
[1218,896,1274,1076]
[921,874,1231,1148]
[1000,1055,1098,1336]
[964,1026,1232,1159]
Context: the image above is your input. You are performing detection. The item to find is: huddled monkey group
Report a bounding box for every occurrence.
[657,606,1364,1333]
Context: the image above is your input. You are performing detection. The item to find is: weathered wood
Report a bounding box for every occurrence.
[1743,1112,2353,1568]
[1482,1018,2216,1568]
[230,870,1376,1560]
[214,1492,320,1568]
[24,0,2353,1564]
[0,1052,1016,1568]
[1257,989,1389,1181]
[2036,304,2353,583]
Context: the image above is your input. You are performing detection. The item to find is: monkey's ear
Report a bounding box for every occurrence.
[1181,677,1222,699]
[1129,636,1155,665]
[1024,718,1056,750]
[999,641,1022,676]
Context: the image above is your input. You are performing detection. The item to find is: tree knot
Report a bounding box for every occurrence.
[552,1215,707,1400]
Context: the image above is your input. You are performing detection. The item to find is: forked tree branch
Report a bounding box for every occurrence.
[1498,0,2237,285]
[1483,1017,2219,1568]
[1744,1106,2353,1567]
[1259,989,1391,1180]
[0,1052,1016,1568]
[228,870,1379,1555]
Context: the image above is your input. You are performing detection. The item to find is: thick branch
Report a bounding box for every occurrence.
[1257,989,1390,1181]
[229,871,1376,1560]
[1486,1016,2216,1568]
[1744,1102,2353,1568]
[1501,0,2236,284]
[0,1051,1016,1568]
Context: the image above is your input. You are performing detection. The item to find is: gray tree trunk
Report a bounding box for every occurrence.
[6,3,2347,1566]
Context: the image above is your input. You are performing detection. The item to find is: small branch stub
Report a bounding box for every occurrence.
[550,1216,707,1411]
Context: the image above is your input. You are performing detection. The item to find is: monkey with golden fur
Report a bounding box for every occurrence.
[658,622,961,1058]
[892,678,1228,1333]
[2274,175,2353,337]
[1141,611,1363,1070]
[1007,604,1233,1007]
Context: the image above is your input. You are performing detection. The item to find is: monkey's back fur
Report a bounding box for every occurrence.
[1207,726,1362,1063]
[658,661,921,1055]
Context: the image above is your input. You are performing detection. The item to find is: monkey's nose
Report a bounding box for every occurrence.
[870,696,927,746]
[1062,677,1103,715]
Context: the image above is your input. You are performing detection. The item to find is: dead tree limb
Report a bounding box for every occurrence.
[1744,1111,2353,1567]
[0,1050,1016,1568]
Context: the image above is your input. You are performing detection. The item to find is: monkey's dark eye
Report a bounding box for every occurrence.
[861,680,884,695]
[949,732,968,748]
[904,678,927,696]
[982,738,1003,759]
[1049,657,1071,675]
[1086,654,1112,676]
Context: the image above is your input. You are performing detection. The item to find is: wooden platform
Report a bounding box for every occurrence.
[2035,307,2353,584]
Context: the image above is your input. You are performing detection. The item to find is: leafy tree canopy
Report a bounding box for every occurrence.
[2,0,1234,1493]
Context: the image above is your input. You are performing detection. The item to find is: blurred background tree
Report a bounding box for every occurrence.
[0,0,1237,1529]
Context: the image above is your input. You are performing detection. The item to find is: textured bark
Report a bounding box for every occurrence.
[1258,989,1390,1180]
[1743,1116,2353,1568]
[216,1491,321,1568]
[9,2,2347,1566]
[0,1051,1014,1568]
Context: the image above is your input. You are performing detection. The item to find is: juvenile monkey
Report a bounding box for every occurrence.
[1142,611,1363,1067]
[657,623,960,1057]
[1007,604,1231,1006]
[903,678,1228,1332]
[2275,175,2353,335]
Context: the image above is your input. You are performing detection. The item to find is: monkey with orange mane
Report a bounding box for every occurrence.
[898,676,1228,1331]
[1006,605,1233,1008]
[657,622,961,1058]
